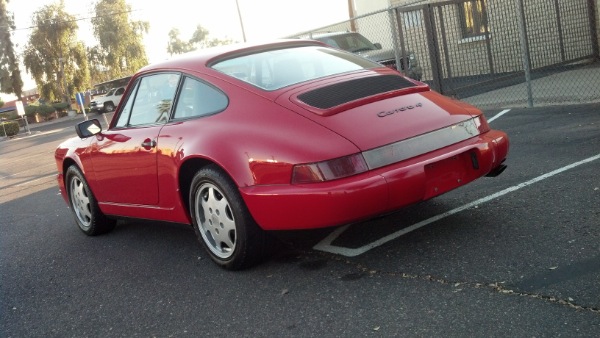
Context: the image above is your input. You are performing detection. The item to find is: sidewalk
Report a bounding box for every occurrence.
[1,112,111,141]
[463,64,600,109]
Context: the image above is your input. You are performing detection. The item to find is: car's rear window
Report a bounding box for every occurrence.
[210,46,379,90]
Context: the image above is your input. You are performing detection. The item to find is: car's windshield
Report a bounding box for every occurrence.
[105,88,115,96]
[211,46,378,90]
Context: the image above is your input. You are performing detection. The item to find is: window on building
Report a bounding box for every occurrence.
[459,0,488,38]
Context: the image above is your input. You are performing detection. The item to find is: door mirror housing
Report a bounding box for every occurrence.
[76,119,102,138]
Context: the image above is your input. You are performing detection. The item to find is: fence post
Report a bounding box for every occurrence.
[436,5,455,97]
[515,0,534,108]
[422,5,444,93]
[553,0,566,62]
[389,8,403,73]
[588,0,599,58]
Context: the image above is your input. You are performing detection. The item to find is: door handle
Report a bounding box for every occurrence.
[141,139,156,148]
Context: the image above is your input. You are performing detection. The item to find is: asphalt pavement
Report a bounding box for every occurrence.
[1,102,599,336]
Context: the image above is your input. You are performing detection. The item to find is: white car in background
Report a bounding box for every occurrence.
[90,86,125,113]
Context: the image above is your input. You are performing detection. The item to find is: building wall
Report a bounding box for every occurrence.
[377,0,597,80]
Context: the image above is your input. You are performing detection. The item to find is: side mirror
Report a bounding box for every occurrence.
[76,119,102,138]
[373,43,382,50]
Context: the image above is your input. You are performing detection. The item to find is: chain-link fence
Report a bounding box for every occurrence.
[288,0,600,109]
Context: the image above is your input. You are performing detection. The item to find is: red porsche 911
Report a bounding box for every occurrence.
[55,40,509,270]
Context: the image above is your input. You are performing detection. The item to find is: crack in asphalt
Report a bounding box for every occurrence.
[317,252,600,315]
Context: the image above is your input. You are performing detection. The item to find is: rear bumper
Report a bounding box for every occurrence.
[240,130,508,230]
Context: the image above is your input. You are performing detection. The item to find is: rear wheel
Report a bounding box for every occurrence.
[190,165,271,270]
[66,165,116,235]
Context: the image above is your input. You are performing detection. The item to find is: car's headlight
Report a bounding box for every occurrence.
[292,153,369,184]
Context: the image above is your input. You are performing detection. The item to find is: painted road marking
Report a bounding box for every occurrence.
[488,109,511,123]
[14,173,56,187]
[314,153,600,257]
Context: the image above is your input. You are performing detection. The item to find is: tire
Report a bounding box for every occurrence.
[189,164,271,270]
[104,102,115,112]
[66,165,116,236]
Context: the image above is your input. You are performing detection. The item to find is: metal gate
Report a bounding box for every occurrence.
[290,0,600,108]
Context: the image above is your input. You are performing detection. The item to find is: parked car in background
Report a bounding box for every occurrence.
[89,86,125,113]
[311,32,423,81]
[55,39,508,270]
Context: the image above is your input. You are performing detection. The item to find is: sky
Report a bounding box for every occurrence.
[2,0,350,101]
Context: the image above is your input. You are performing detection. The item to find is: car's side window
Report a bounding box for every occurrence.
[114,80,139,128]
[116,73,181,127]
[173,77,228,119]
[115,87,125,95]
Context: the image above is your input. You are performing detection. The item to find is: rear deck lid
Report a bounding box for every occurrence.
[278,74,480,151]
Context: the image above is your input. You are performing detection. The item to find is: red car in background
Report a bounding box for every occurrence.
[55,40,509,270]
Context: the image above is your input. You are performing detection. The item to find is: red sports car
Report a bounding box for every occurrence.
[55,40,509,270]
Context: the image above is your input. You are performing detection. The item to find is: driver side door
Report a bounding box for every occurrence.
[89,73,181,205]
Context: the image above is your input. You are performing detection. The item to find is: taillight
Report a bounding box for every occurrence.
[475,114,491,134]
[292,153,369,184]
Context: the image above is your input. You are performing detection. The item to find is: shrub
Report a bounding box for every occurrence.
[24,104,57,119]
[52,102,69,112]
[0,121,20,137]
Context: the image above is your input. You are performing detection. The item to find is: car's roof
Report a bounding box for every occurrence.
[139,39,327,73]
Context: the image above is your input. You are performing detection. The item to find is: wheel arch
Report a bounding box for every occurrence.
[62,157,79,184]
[178,157,228,217]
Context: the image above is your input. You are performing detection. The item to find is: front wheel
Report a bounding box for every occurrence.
[190,165,271,270]
[66,165,116,236]
[104,102,115,112]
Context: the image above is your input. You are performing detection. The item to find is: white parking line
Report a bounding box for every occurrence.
[488,109,511,123]
[14,173,56,187]
[314,153,600,257]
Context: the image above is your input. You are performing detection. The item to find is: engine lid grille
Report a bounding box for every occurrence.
[297,75,416,110]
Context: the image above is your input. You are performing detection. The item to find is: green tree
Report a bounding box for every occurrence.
[189,25,209,46]
[167,28,194,56]
[22,1,89,102]
[0,0,24,100]
[167,24,234,56]
[91,0,148,80]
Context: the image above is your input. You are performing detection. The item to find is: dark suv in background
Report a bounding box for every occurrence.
[311,32,423,81]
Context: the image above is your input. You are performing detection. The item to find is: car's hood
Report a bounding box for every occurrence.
[275,72,481,151]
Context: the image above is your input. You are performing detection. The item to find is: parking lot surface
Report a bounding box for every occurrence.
[1,104,599,336]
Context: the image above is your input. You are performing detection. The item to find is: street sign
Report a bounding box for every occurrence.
[15,101,25,116]
[76,92,84,105]
[76,92,88,120]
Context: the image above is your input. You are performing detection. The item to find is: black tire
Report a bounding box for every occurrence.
[65,165,116,236]
[104,102,115,112]
[189,164,271,270]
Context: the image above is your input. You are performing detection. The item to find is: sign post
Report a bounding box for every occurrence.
[15,101,31,135]
[76,92,88,121]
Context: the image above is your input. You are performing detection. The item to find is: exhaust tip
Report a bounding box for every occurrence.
[486,164,507,177]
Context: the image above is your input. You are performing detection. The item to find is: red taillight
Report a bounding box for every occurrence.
[475,114,491,134]
[292,153,369,184]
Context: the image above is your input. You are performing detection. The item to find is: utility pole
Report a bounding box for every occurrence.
[235,0,246,42]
